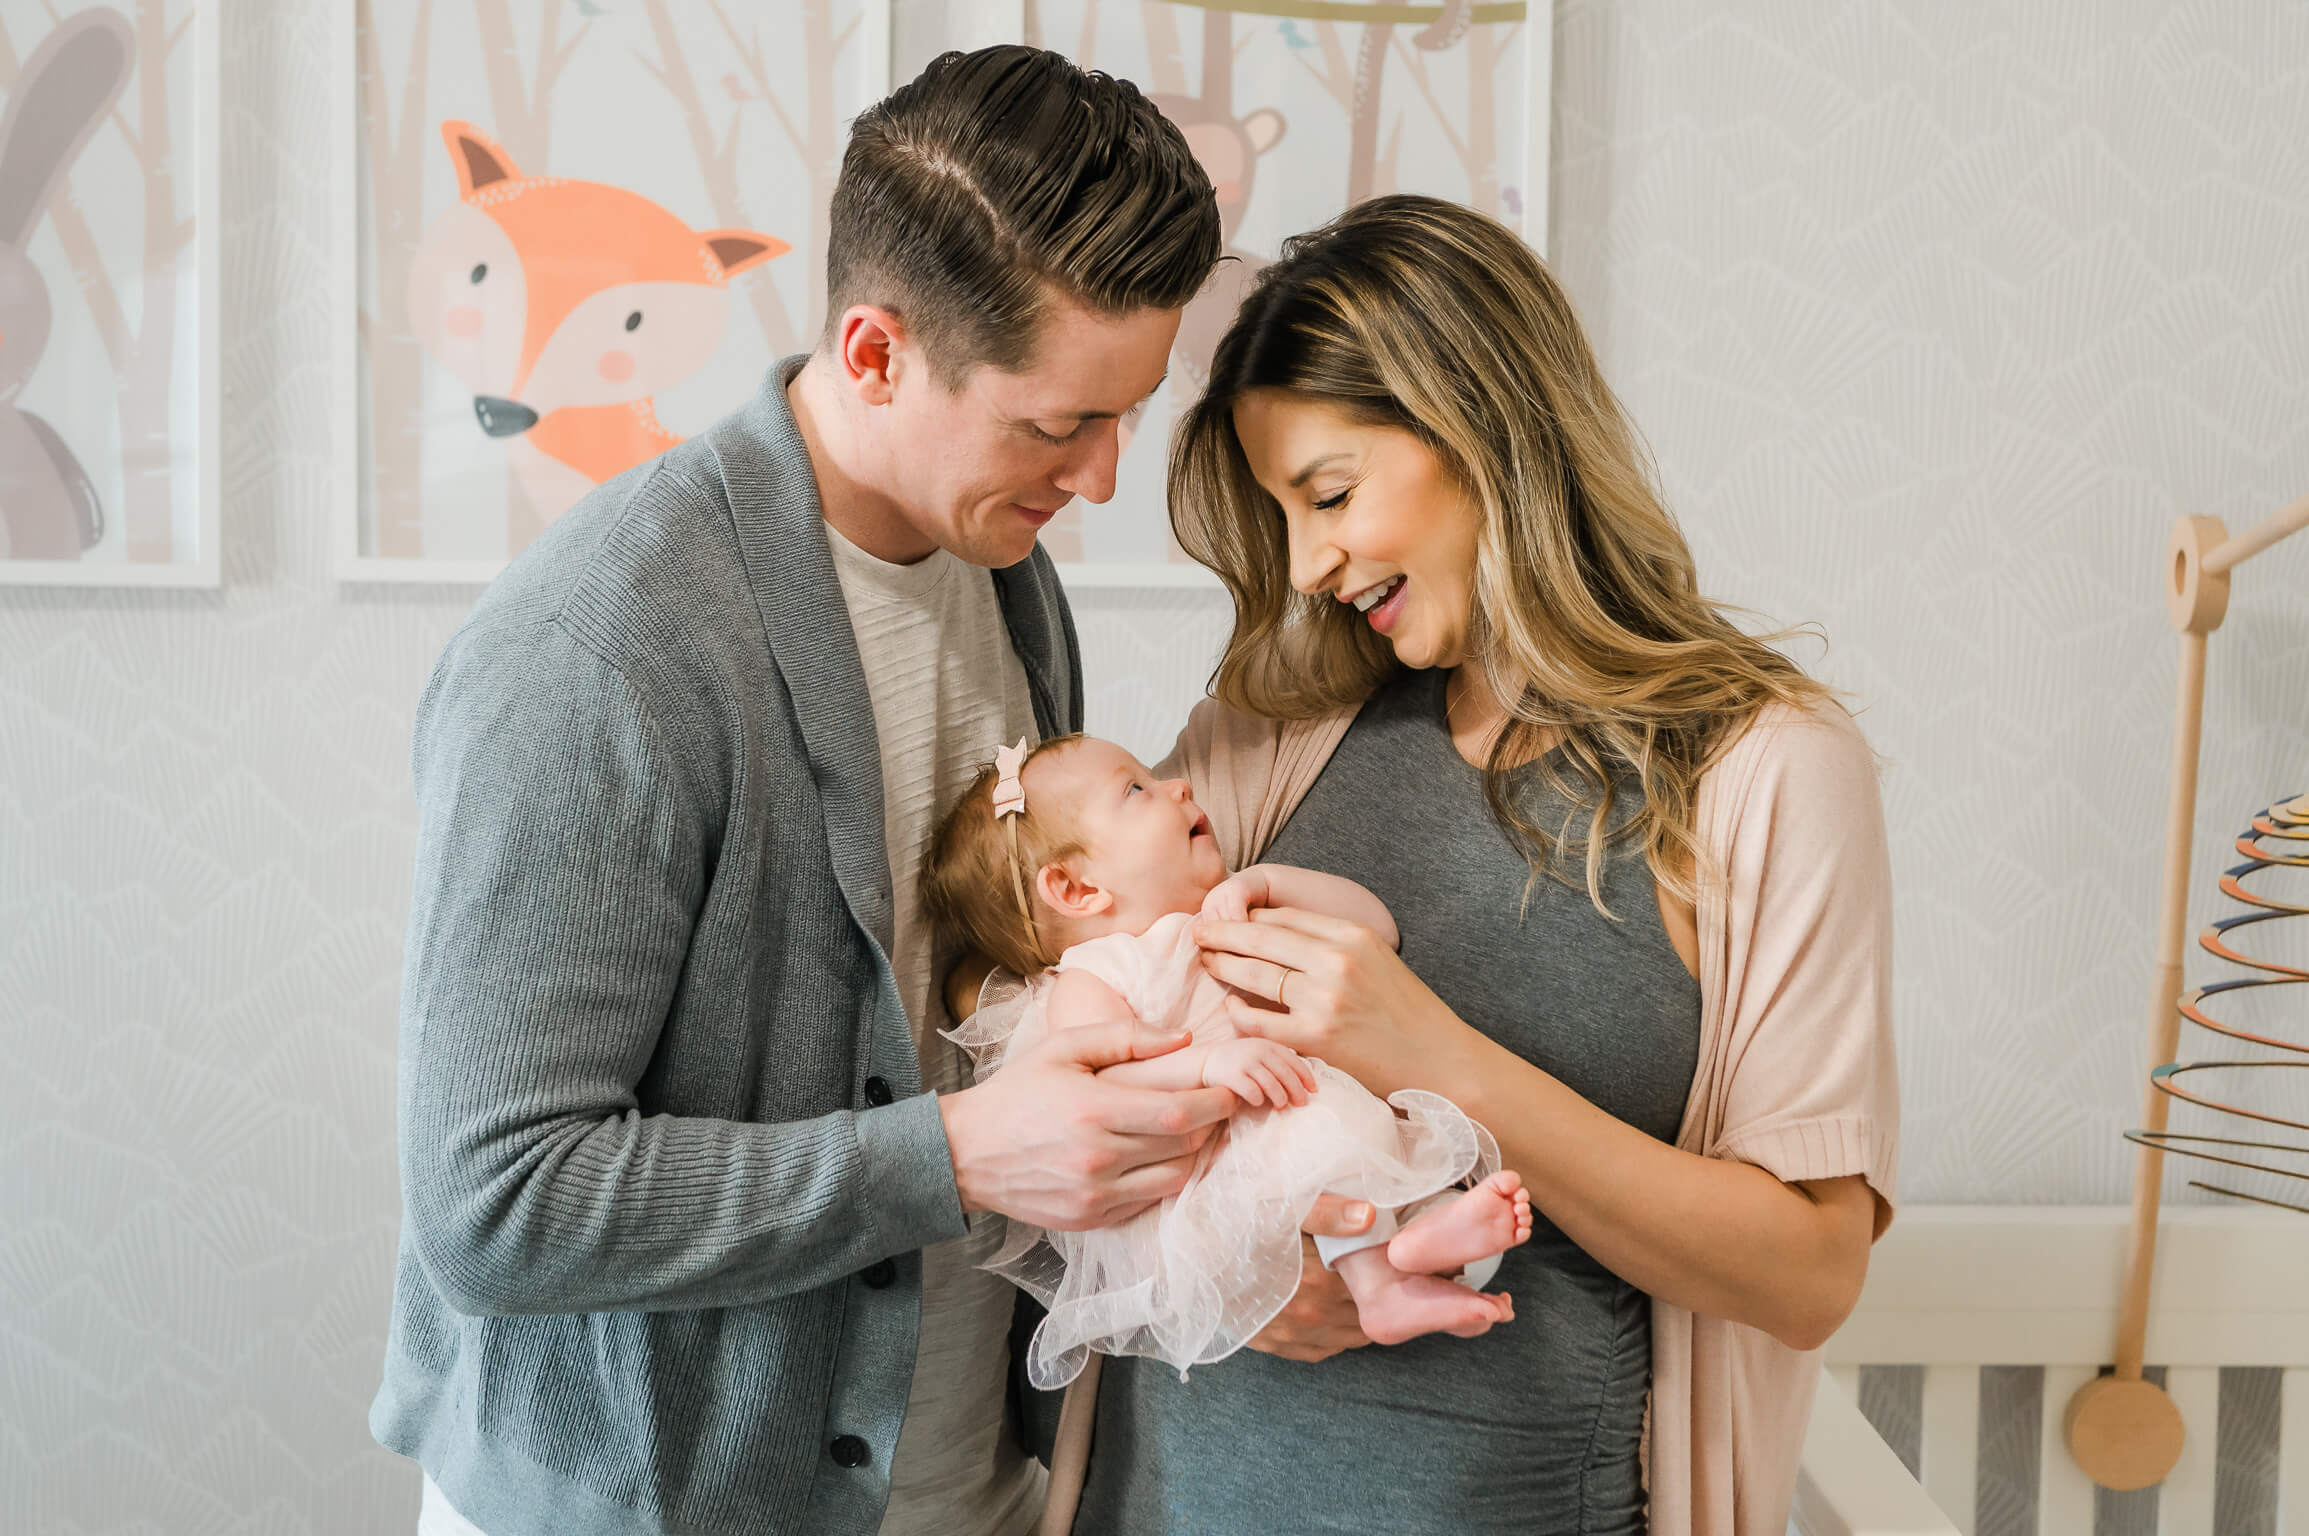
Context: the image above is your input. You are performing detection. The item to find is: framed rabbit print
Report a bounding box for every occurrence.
[335,0,892,581]
[0,1,220,587]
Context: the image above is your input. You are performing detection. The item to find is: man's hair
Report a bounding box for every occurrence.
[825,46,1221,384]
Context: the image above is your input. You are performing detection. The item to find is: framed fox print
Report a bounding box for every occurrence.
[336,0,892,580]
[0,0,220,587]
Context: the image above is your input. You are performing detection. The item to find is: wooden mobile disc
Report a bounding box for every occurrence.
[2064,1374,2186,1491]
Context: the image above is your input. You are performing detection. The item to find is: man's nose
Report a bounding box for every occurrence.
[1053,422,1120,505]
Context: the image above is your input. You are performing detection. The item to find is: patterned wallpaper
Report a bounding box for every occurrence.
[2,0,2305,1529]
[1546,0,2309,1207]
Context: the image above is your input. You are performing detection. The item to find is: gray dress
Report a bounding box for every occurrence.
[1075,666,1702,1534]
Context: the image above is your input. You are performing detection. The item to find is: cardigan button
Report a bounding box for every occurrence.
[863,1076,893,1107]
[829,1434,870,1468]
[861,1259,897,1289]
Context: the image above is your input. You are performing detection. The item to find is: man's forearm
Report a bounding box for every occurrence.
[405,1092,967,1316]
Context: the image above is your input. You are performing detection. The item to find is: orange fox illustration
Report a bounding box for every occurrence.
[407,121,787,530]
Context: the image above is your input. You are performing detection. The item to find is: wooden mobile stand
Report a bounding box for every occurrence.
[2063,494,2309,1490]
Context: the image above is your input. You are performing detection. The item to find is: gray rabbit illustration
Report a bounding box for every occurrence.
[0,8,133,562]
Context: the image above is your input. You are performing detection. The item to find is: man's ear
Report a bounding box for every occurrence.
[834,305,907,406]
[1035,860,1113,922]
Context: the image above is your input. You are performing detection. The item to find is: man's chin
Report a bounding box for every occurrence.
[944,526,1040,570]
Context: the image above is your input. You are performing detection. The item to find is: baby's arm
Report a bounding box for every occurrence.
[1049,968,1215,1093]
[1202,864,1401,950]
[1055,969,1314,1106]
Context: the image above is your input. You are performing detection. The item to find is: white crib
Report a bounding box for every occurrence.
[1795,1206,2309,1536]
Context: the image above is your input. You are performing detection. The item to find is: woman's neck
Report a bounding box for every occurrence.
[1445,661,1566,769]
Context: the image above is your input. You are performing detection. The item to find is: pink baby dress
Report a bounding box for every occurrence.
[946,910,1498,1389]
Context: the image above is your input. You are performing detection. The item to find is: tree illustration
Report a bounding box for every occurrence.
[356,0,437,559]
[473,0,586,171]
[1025,0,1103,68]
[1392,10,1516,216]
[637,0,855,357]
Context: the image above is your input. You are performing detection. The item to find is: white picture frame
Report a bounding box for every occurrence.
[335,0,895,584]
[0,0,221,588]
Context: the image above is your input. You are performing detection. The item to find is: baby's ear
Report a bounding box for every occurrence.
[1035,860,1113,920]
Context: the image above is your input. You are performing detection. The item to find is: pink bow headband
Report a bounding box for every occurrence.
[993,737,1029,820]
[992,737,1041,953]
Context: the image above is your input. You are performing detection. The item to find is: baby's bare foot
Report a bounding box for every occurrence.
[1447,1290,1514,1338]
[1352,1272,1515,1346]
[1386,1171,1534,1276]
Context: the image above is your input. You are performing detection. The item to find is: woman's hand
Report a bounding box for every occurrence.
[1245,1194,1378,1362]
[1193,907,1465,1095]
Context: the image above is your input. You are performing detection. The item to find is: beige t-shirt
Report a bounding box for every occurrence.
[824,522,1044,1536]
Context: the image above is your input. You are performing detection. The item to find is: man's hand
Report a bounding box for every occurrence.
[940,1017,1237,1231]
[1200,1037,1317,1108]
[1245,1194,1377,1362]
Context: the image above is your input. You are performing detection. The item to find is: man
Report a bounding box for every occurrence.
[373,47,1230,1536]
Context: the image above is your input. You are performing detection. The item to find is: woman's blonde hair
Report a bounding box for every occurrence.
[921,735,1087,976]
[1170,193,1833,911]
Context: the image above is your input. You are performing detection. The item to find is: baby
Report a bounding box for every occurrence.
[923,732,1533,1389]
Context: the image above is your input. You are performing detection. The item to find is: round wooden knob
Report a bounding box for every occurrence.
[2165,515,2232,635]
[2064,1375,2186,1490]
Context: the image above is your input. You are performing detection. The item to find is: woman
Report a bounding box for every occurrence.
[1068,195,1897,1535]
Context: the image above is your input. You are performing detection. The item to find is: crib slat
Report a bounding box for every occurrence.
[2218,1368,2283,1536]
[2039,1367,2099,1536]
[1921,1366,1979,1536]
[2156,1367,2220,1535]
[2281,1368,2309,1536]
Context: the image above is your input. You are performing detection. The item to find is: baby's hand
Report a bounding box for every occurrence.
[1201,1037,1317,1109]
[1200,866,1278,925]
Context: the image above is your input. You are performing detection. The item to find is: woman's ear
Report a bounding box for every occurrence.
[1035,859,1114,922]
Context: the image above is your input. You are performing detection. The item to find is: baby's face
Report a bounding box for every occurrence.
[1025,738,1228,927]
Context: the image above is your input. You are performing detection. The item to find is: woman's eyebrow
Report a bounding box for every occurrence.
[1289,452,1351,488]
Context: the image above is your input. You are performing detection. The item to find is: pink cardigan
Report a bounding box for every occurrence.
[1143,693,1901,1536]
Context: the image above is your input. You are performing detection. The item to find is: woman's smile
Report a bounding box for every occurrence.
[1350,574,1409,633]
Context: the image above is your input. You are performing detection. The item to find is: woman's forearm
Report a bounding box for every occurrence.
[1257,866,1400,948]
[1431,1023,1872,1351]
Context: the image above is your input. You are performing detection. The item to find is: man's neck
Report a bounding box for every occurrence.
[787,356,939,565]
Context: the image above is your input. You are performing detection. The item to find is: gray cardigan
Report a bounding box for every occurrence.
[370,361,1082,1536]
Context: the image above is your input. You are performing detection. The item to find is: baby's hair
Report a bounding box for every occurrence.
[923,733,1089,977]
